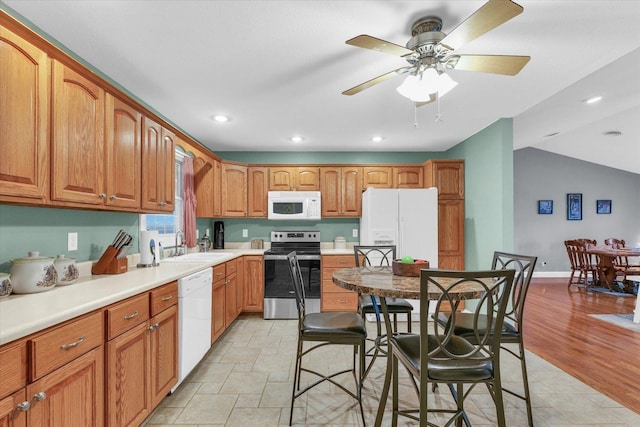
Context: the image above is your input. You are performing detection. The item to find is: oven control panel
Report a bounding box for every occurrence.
[270,231,320,242]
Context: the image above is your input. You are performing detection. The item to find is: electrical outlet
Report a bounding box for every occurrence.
[352,228,358,238]
[242,229,248,238]
[68,232,78,251]
[196,229,200,239]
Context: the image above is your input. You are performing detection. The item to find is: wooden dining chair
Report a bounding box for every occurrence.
[435,251,538,426]
[390,269,515,427]
[286,251,367,426]
[566,239,598,288]
[604,238,640,290]
[353,245,413,380]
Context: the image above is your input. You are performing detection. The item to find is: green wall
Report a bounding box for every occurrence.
[0,205,139,273]
[448,118,514,269]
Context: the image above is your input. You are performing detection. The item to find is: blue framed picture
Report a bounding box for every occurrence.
[538,200,553,214]
[596,199,611,214]
[567,193,582,220]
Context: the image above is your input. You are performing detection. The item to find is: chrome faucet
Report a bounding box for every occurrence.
[174,230,186,256]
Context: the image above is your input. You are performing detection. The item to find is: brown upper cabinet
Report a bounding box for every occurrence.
[362,166,392,189]
[248,167,268,217]
[141,117,175,212]
[269,167,319,191]
[424,159,464,199]
[51,60,105,206]
[0,26,49,204]
[320,167,362,217]
[393,166,423,188]
[221,163,247,217]
[104,94,142,210]
[212,159,222,217]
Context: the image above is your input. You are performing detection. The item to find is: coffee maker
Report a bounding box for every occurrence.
[213,221,224,249]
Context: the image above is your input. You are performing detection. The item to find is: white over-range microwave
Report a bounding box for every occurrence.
[268,191,322,220]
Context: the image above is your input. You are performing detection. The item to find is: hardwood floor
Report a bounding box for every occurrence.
[524,277,640,413]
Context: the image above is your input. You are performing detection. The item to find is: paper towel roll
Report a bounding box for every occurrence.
[139,230,160,266]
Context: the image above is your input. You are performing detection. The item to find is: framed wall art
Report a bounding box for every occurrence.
[567,193,582,220]
[596,199,612,214]
[538,200,553,214]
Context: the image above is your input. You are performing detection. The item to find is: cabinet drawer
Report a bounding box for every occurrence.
[30,311,104,380]
[225,258,237,275]
[0,340,27,397]
[213,263,226,283]
[322,292,358,312]
[322,279,352,294]
[150,281,178,316]
[106,293,150,340]
[322,255,355,268]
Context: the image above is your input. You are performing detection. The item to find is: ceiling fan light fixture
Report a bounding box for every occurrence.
[437,72,458,96]
[397,67,457,102]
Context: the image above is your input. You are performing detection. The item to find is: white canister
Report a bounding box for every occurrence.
[0,273,12,298]
[334,236,347,250]
[54,254,79,285]
[10,251,57,294]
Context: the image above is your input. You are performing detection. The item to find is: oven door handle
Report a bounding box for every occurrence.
[264,255,321,261]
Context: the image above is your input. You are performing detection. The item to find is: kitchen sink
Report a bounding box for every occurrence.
[162,252,234,263]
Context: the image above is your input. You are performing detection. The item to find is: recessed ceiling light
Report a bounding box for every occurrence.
[603,130,622,137]
[583,96,602,104]
[290,136,304,143]
[213,115,229,123]
[371,136,383,143]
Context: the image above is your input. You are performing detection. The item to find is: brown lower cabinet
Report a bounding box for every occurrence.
[321,255,358,312]
[105,281,178,427]
[242,256,264,312]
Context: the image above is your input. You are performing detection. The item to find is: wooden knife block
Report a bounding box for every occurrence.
[92,246,128,275]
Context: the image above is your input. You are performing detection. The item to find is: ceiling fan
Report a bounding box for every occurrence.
[342,0,530,104]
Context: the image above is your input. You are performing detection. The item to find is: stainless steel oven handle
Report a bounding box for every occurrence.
[264,255,320,261]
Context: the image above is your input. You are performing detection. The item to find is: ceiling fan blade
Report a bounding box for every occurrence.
[346,35,414,57]
[342,67,410,96]
[440,0,524,51]
[453,54,530,75]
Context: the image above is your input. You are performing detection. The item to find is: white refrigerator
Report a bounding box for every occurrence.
[360,187,439,314]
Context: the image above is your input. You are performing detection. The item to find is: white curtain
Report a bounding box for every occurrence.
[183,156,197,247]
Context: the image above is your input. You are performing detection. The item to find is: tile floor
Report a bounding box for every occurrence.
[143,316,640,426]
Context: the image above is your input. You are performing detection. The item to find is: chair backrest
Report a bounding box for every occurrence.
[564,240,580,271]
[491,251,537,331]
[420,269,515,367]
[353,245,396,267]
[566,239,597,271]
[287,251,306,321]
[604,238,629,267]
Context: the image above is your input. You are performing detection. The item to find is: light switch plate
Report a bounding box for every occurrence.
[352,229,358,238]
[68,232,78,251]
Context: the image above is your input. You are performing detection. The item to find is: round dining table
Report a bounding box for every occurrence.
[332,266,487,427]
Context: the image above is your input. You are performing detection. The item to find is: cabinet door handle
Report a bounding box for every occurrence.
[16,401,31,412]
[98,193,106,199]
[124,311,139,320]
[33,392,46,402]
[109,195,117,200]
[148,323,160,331]
[60,336,85,350]
[161,295,173,301]
[159,201,167,207]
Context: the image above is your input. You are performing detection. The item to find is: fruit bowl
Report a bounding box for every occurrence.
[392,259,430,277]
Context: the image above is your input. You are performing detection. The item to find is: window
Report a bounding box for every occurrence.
[140,150,185,248]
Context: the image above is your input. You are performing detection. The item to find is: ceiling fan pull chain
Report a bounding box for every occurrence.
[413,102,419,128]
[434,92,443,122]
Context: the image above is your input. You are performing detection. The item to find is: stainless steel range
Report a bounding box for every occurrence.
[263,230,321,319]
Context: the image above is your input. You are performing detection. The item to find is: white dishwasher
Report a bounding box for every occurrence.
[172,267,213,392]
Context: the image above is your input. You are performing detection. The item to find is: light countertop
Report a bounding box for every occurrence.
[0,246,355,346]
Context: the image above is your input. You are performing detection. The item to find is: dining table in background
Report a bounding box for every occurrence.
[332,266,487,427]
[586,245,640,291]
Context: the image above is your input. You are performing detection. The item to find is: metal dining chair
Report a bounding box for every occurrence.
[287,251,367,426]
[391,268,515,427]
[353,245,413,379]
[435,251,537,426]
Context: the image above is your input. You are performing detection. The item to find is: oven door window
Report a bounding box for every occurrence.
[264,259,320,298]
[272,201,303,215]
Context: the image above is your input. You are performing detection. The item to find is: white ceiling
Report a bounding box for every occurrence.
[3,0,640,173]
